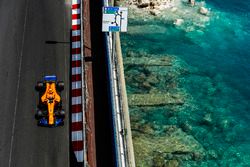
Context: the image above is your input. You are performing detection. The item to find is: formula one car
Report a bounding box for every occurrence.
[35,75,65,127]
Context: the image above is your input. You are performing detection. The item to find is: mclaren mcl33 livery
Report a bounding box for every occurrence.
[35,75,65,127]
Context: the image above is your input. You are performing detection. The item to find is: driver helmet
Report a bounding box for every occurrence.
[48,88,53,94]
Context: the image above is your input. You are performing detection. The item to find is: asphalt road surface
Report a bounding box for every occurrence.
[0,0,71,166]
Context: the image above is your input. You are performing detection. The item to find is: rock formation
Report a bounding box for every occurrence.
[199,6,209,15]
[173,18,184,26]
[188,0,195,6]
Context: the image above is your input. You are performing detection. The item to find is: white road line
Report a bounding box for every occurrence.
[74,150,84,162]
[8,1,29,167]
[72,67,81,75]
[72,41,81,49]
[72,30,81,36]
[72,112,83,122]
[72,54,81,61]
[72,81,81,90]
[72,131,83,141]
[72,96,82,105]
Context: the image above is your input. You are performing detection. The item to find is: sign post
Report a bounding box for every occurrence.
[102,7,128,32]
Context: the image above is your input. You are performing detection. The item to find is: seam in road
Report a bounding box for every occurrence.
[8,1,29,167]
[64,0,70,166]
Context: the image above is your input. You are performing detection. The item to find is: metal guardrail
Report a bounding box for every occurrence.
[103,1,127,166]
[105,30,127,167]
[103,0,135,167]
[103,1,135,166]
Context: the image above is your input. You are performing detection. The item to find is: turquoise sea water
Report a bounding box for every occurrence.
[121,0,250,166]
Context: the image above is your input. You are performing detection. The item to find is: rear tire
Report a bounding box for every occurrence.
[35,81,44,91]
[35,110,43,119]
[59,121,64,126]
[59,109,65,118]
[57,81,64,91]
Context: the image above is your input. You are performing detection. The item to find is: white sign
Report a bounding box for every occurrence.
[102,7,128,32]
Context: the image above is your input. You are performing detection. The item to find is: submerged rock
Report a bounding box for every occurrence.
[137,0,150,8]
[128,93,185,106]
[219,119,231,130]
[150,9,161,16]
[188,0,195,6]
[207,149,218,159]
[138,3,149,8]
[202,113,213,125]
[173,19,184,26]
[146,75,160,85]
[133,127,205,166]
[142,81,151,89]
[165,125,178,135]
[199,7,209,15]
[171,7,178,12]
[166,159,179,167]
[181,121,193,133]
[152,153,166,166]
[192,152,204,161]
[168,116,178,125]
[123,56,172,66]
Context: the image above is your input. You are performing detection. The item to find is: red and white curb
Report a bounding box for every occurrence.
[71,0,83,163]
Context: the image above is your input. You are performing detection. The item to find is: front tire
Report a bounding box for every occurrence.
[35,81,44,91]
[59,109,65,118]
[57,81,64,91]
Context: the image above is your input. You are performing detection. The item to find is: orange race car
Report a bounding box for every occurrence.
[35,75,65,127]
